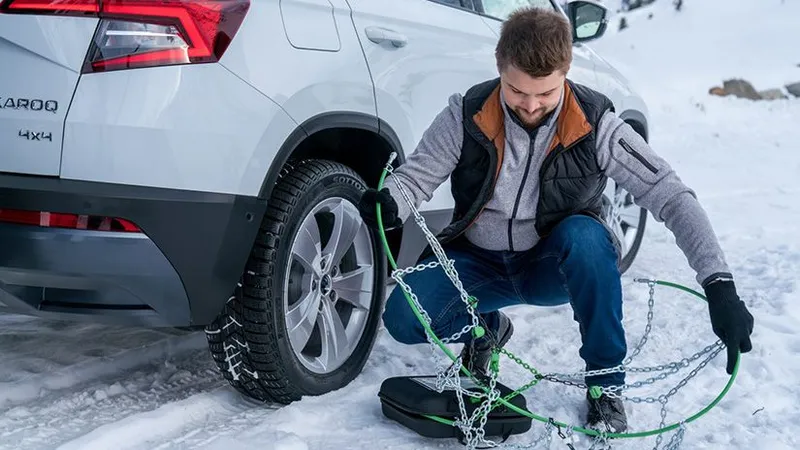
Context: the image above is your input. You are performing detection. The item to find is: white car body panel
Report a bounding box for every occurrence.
[346,0,499,212]
[279,0,341,51]
[586,45,651,129]
[221,0,376,129]
[62,64,296,196]
[0,16,98,176]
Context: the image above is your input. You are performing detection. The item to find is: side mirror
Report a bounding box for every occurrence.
[566,0,609,43]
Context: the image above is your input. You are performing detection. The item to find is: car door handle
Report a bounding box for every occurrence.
[365,26,408,48]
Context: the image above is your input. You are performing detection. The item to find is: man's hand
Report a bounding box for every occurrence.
[357,187,402,231]
[703,276,754,374]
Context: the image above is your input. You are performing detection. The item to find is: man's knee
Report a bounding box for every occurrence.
[382,287,427,345]
[549,215,620,263]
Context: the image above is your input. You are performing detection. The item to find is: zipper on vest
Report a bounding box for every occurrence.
[619,137,659,174]
[509,133,537,252]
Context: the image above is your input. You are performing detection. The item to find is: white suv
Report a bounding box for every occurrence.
[0,0,650,404]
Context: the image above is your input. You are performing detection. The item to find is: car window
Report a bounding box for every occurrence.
[430,0,466,8]
[481,0,554,20]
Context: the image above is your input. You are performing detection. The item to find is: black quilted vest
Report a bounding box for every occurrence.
[433,77,615,249]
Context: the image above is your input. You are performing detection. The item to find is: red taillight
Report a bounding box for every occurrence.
[88,0,251,72]
[0,0,99,14]
[0,0,250,72]
[0,209,141,232]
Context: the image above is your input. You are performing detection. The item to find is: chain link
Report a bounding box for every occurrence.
[500,420,555,450]
[380,158,723,450]
[388,170,507,450]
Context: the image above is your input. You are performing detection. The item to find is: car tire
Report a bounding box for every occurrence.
[603,182,648,274]
[619,206,647,274]
[205,159,385,404]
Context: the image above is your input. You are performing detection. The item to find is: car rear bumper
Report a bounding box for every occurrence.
[0,174,265,327]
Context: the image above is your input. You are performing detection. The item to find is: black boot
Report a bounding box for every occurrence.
[585,389,628,434]
[459,312,514,378]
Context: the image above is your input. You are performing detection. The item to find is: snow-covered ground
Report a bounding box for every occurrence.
[1,0,798,449]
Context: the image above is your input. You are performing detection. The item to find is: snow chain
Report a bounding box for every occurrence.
[375,153,740,449]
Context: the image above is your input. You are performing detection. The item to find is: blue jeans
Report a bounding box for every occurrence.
[383,215,627,387]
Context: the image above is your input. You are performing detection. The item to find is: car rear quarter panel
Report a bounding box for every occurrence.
[219,0,377,134]
[61,63,297,197]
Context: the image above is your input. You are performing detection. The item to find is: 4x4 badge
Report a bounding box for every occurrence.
[19,130,53,142]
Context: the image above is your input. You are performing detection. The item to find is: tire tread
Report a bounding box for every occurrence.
[206,159,381,405]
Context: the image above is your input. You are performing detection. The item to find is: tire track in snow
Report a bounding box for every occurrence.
[0,327,208,408]
[53,388,283,450]
[0,331,225,450]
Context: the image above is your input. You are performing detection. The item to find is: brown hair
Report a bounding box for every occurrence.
[495,7,573,78]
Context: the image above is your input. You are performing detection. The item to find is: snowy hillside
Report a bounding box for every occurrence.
[592,0,799,97]
[1,0,798,449]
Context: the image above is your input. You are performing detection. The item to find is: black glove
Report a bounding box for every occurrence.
[703,275,754,374]
[357,187,401,230]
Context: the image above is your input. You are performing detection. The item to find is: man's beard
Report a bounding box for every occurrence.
[514,105,551,128]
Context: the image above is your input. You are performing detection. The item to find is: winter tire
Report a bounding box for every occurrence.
[602,180,648,274]
[205,159,385,404]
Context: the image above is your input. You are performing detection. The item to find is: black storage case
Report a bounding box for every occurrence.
[378,375,533,442]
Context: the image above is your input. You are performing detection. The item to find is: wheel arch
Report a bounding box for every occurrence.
[257,111,408,269]
[258,112,406,200]
[618,109,649,142]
